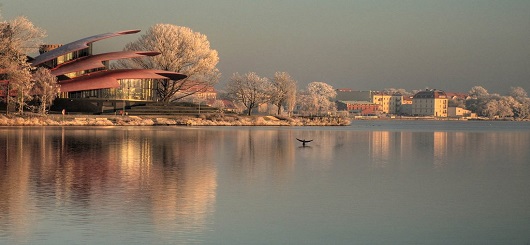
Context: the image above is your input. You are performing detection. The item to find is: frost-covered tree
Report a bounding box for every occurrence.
[0,16,46,114]
[465,86,530,119]
[483,97,515,119]
[31,67,59,115]
[297,82,337,115]
[113,24,220,103]
[466,86,491,116]
[226,72,271,116]
[269,72,297,116]
[508,87,530,119]
[509,86,528,101]
[448,97,466,108]
[468,86,489,98]
[211,100,225,113]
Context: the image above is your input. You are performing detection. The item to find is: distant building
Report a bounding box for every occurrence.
[176,84,217,101]
[445,92,470,100]
[337,101,380,116]
[372,92,402,114]
[448,107,476,118]
[399,96,413,115]
[412,89,448,117]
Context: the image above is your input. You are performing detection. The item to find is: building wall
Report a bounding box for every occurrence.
[389,94,402,114]
[412,90,448,117]
[337,101,380,116]
[372,93,402,114]
[434,98,448,117]
[448,107,474,118]
[400,104,412,115]
[372,94,391,113]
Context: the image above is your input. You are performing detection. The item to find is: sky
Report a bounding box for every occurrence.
[2,0,530,94]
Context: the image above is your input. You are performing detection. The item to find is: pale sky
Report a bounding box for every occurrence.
[2,0,530,94]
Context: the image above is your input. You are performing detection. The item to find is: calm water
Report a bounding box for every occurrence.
[1,121,530,245]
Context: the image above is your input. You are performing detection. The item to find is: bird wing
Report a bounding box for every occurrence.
[296,138,313,143]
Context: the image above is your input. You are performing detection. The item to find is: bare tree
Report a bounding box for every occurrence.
[211,100,225,113]
[269,72,297,116]
[0,16,46,114]
[448,98,465,108]
[226,72,271,116]
[508,87,530,119]
[466,86,491,116]
[31,67,59,115]
[484,96,515,119]
[468,86,489,98]
[509,87,528,101]
[112,24,220,103]
[297,82,337,115]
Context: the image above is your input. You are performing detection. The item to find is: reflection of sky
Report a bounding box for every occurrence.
[0,127,217,244]
[1,125,530,244]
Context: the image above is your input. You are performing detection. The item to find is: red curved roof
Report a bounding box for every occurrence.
[51,51,160,76]
[31,30,141,66]
[58,69,187,93]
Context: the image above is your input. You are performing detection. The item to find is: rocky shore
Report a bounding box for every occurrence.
[0,114,351,126]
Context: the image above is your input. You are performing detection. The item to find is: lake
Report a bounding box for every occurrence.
[1,121,530,244]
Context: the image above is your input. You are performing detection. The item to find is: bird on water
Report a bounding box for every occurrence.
[296,138,313,147]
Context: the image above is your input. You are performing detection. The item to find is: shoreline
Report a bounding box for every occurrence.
[0,114,352,126]
[1,114,526,127]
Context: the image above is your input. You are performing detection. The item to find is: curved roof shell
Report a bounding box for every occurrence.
[51,51,160,76]
[31,30,141,66]
[59,69,187,93]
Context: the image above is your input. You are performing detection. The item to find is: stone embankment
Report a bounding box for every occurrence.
[0,114,351,126]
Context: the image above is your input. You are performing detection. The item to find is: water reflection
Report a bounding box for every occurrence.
[1,125,529,244]
[230,129,296,180]
[0,127,217,243]
[363,130,530,170]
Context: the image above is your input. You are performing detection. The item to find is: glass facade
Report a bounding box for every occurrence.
[40,45,92,70]
[68,79,159,101]
[40,42,165,103]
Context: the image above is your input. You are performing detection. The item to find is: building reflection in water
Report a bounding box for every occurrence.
[0,127,217,239]
[433,132,448,168]
[368,131,452,169]
[1,126,530,242]
[370,131,392,168]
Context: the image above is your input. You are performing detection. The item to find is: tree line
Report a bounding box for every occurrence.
[1,16,58,115]
[224,72,337,116]
[2,13,528,120]
[465,86,530,119]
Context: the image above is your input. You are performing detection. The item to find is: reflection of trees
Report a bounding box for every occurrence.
[0,129,34,239]
[134,129,217,231]
[0,127,218,239]
[2,126,530,242]
[232,129,296,181]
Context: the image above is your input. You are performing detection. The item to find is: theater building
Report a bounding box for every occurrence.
[29,30,187,113]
